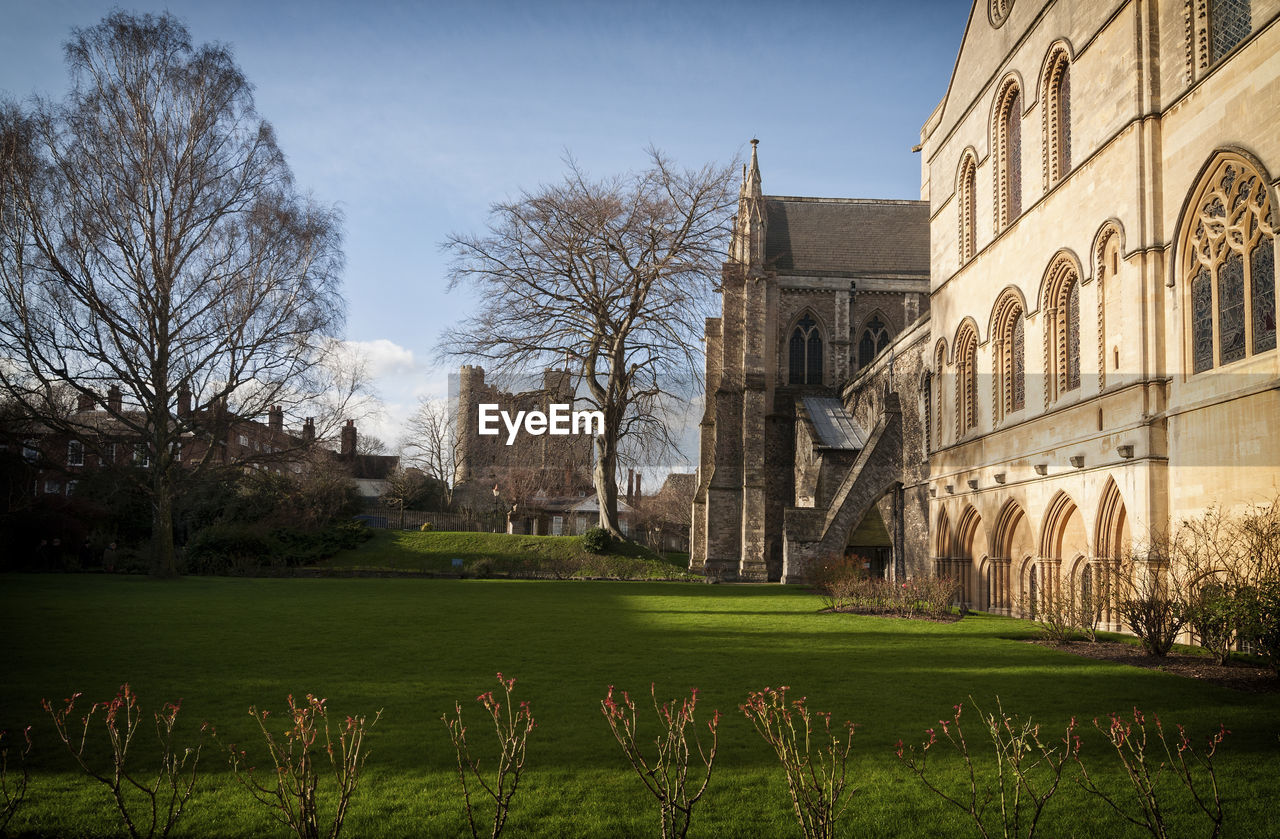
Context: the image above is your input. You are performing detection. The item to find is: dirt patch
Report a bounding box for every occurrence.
[1029,639,1279,693]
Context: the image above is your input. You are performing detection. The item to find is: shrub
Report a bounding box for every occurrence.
[184,523,272,575]
[582,527,611,554]
[0,726,32,836]
[443,673,534,839]
[43,684,206,839]
[1077,708,1227,838]
[1187,580,1240,664]
[896,698,1077,839]
[741,686,857,839]
[602,684,719,839]
[228,694,380,839]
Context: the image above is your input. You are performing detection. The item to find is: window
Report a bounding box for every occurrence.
[857,315,891,368]
[551,515,564,536]
[958,154,977,262]
[1210,0,1251,64]
[22,439,39,463]
[1043,255,1083,402]
[44,480,60,495]
[994,80,1022,230]
[67,440,84,467]
[788,313,824,385]
[66,480,78,496]
[238,434,249,447]
[1043,48,1071,186]
[134,445,150,468]
[922,371,933,455]
[934,341,948,446]
[993,294,1026,423]
[955,325,979,435]
[174,442,182,463]
[1183,154,1276,373]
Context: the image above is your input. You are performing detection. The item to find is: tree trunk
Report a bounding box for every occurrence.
[594,434,624,539]
[151,468,177,577]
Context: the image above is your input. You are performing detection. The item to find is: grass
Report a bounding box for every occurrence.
[320,529,692,579]
[0,575,1277,838]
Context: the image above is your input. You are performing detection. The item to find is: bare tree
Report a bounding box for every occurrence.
[0,12,348,575]
[400,396,457,505]
[439,150,736,538]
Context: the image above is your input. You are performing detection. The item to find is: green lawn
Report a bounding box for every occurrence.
[1,575,1277,838]
[321,530,692,579]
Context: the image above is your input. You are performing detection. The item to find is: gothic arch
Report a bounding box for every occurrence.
[935,506,953,563]
[1092,478,1130,630]
[1039,41,1073,188]
[990,498,1032,614]
[990,287,1028,424]
[952,319,981,436]
[1174,149,1276,375]
[957,149,979,263]
[1038,490,1088,560]
[785,309,828,386]
[952,505,986,608]
[919,367,934,457]
[933,338,949,448]
[1093,220,1126,391]
[991,74,1025,231]
[1039,250,1085,405]
[856,309,895,369]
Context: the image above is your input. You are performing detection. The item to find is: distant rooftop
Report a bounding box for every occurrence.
[764,196,930,278]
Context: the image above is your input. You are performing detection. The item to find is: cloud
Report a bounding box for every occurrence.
[342,338,420,379]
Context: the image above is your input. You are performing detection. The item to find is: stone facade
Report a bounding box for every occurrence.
[690,143,931,582]
[694,0,1280,602]
[452,365,593,511]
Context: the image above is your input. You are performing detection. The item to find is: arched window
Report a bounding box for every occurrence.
[858,315,891,368]
[1043,47,1071,186]
[955,324,979,435]
[994,80,1022,231]
[1183,154,1276,373]
[788,313,824,385]
[958,154,977,262]
[1210,0,1251,64]
[934,340,948,447]
[922,370,933,454]
[992,293,1026,423]
[1043,255,1083,402]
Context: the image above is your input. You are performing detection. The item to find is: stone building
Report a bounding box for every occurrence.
[693,0,1280,607]
[452,364,594,519]
[689,143,931,581]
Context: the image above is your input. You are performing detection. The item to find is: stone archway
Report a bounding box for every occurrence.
[991,499,1033,615]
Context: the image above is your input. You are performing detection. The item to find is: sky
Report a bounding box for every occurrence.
[1,0,972,465]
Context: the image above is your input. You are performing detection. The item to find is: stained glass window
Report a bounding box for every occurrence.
[1253,242,1276,354]
[1192,267,1214,373]
[1007,90,1022,219]
[1012,312,1025,411]
[1210,0,1251,64]
[807,330,823,385]
[858,333,875,368]
[1065,280,1080,391]
[1057,65,1071,174]
[789,329,805,384]
[1218,253,1246,364]
[789,314,822,386]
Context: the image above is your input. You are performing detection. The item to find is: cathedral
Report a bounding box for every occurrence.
[691,0,1279,621]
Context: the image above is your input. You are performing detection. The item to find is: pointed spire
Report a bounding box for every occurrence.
[744,139,762,199]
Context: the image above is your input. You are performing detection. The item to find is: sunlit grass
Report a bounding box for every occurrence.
[1,575,1276,837]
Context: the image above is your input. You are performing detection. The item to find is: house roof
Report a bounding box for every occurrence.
[800,396,867,450]
[764,197,930,278]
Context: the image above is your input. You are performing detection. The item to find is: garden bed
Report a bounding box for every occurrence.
[1029,639,1279,693]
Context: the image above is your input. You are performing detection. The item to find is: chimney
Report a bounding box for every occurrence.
[76,391,94,412]
[269,405,283,434]
[635,472,642,500]
[626,469,634,504]
[341,419,356,458]
[302,417,315,444]
[107,385,123,414]
[177,384,192,418]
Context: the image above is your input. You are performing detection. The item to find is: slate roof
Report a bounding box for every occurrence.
[801,396,867,450]
[764,197,930,277]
